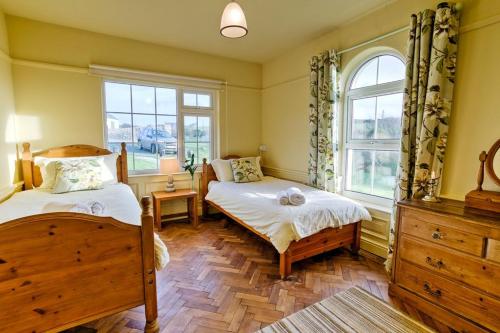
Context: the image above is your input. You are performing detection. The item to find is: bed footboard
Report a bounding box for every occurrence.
[0,197,158,333]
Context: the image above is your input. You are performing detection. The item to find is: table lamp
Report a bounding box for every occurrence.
[160,158,180,192]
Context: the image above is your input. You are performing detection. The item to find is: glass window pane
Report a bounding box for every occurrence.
[352,97,376,139]
[134,114,158,170]
[132,85,155,114]
[197,142,210,164]
[198,93,211,108]
[156,88,176,115]
[351,58,378,89]
[377,55,405,84]
[373,151,398,198]
[376,93,403,139]
[106,113,132,142]
[185,142,197,162]
[347,149,373,194]
[133,142,158,170]
[183,93,197,107]
[197,116,211,142]
[184,116,198,142]
[105,82,130,113]
[157,115,178,157]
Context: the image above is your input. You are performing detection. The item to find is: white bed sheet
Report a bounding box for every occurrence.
[206,176,371,253]
[0,184,169,269]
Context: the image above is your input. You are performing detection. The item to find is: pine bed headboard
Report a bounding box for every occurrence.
[21,142,129,190]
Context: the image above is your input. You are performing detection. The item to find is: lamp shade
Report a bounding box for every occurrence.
[220,1,248,38]
[160,158,180,174]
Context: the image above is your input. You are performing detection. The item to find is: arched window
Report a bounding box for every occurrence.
[343,53,405,204]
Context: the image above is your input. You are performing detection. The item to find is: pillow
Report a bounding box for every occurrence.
[35,153,118,189]
[230,158,262,183]
[52,158,104,194]
[211,159,234,182]
[255,156,264,178]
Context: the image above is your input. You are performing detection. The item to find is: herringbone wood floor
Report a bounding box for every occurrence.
[85,218,456,333]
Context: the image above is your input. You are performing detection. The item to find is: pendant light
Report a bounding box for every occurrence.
[220,0,248,38]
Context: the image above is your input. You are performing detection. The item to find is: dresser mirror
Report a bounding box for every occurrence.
[465,138,500,212]
[486,139,500,186]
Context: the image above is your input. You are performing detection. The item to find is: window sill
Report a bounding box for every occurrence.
[353,199,392,215]
[129,170,201,178]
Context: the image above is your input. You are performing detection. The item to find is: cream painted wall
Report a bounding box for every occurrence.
[0,9,18,199]
[7,16,262,157]
[262,0,500,201]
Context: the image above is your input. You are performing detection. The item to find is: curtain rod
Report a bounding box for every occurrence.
[337,2,463,56]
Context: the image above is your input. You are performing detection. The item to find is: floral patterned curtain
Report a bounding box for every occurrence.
[386,2,460,272]
[308,50,340,192]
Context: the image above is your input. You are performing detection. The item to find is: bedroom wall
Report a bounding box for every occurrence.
[0,9,19,201]
[6,15,262,158]
[262,0,500,257]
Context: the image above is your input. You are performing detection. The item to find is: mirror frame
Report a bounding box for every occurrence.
[486,138,500,186]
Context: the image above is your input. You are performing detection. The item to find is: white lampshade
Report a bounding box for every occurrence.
[220,1,248,38]
[160,158,180,174]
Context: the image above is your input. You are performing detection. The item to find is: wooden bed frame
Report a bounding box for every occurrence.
[0,143,159,333]
[201,157,362,279]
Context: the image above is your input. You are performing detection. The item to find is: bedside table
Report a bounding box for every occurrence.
[152,189,198,231]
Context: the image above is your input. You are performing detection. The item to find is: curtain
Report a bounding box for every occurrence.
[386,2,460,272]
[308,50,340,192]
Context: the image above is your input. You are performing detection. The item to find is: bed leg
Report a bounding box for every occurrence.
[145,318,159,333]
[351,221,362,254]
[141,197,159,333]
[202,200,209,218]
[279,253,291,280]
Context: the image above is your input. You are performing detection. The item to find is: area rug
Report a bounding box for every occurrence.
[258,286,434,333]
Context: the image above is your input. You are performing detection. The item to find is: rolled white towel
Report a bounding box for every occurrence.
[88,201,105,216]
[287,187,306,206]
[276,191,289,205]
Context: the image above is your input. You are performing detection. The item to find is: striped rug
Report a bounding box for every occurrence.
[258,286,434,333]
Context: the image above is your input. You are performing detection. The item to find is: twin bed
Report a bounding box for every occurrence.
[0,143,165,333]
[201,156,370,279]
[0,144,370,332]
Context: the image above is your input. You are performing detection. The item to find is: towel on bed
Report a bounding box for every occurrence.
[287,187,306,206]
[43,201,106,215]
[277,191,289,205]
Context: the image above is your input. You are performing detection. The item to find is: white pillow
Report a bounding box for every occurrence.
[256,156,264,178]
[52,158,104,194]
[34,153,119,189]
[211,159,234,182]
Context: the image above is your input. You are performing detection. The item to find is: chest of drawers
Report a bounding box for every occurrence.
[389,199,500,333]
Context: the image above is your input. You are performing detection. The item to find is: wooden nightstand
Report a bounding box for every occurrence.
[152,189,198,231]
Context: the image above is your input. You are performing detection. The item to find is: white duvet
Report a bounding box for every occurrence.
[0,183,169,270]
[206,176,371,253]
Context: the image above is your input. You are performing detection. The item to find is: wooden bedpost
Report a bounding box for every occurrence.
[279,252,292,280]
[351,221,362,254]
[202,158,209,217]
[140,196,159,333]
[120,142,128,184]
[22,142,34,190]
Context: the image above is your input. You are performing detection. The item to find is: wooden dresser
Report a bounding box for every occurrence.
[389,199,500,333]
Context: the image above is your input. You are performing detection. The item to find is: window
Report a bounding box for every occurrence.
[103,81,216,174]
[343,54,405,204]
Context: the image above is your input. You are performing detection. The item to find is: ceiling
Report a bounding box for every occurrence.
[0,0,392,63]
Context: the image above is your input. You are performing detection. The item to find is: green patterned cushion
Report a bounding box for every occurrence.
[52,158,104,194]
[230,158,262,183]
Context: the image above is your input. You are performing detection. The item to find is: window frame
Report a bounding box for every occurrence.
[101,78,218,175]
[341,51,405,207]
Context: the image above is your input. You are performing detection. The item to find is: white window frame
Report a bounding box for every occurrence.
[341,51,405,207]
[101,78,218,175]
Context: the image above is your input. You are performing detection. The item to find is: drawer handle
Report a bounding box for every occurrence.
[431,230,442,240]
[423,282,442,298]
[426,256,444,269]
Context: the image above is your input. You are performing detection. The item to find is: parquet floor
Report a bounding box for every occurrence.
[86,218,457,333]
